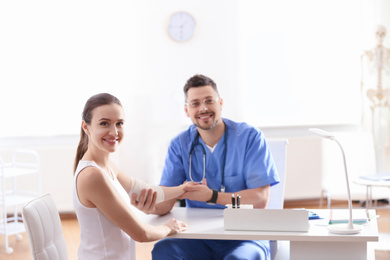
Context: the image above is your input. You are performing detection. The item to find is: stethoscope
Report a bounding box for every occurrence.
[189,126,228,192]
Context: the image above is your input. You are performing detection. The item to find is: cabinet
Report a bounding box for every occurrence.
[0,150,41,254]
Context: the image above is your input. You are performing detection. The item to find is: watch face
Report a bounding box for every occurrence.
[167,12,196,42]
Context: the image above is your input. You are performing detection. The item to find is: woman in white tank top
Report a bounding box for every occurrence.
[73,93,197,260]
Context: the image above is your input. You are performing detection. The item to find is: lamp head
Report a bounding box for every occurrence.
[309,128,335,140]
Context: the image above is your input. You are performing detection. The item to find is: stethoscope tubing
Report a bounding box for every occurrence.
[188,126,227,192]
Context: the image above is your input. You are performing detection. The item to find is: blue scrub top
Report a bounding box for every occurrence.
[160,118,279,209]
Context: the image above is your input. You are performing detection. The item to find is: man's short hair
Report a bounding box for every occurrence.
[183,74,219,101]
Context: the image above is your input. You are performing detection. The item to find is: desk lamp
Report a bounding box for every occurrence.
[309,128,362,234]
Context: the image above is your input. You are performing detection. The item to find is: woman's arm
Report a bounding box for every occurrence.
[76,167,187,242]
[128,181,199,216]
[116,168,198,215]
[130,187,182,216]
[115,165,190,202]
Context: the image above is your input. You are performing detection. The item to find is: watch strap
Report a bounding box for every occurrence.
[207,189,218,205]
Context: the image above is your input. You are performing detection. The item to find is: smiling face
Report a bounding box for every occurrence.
[82,103,125,155]
[184,85,223,131]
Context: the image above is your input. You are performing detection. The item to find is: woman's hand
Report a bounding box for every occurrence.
[131,188,157,215]
[164,218,188,236]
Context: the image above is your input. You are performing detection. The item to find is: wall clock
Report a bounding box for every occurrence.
[167,12,196,42]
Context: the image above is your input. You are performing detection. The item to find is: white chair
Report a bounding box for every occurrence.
[267,139,288,210]
[266,139,290,260]
[22,194,68,260]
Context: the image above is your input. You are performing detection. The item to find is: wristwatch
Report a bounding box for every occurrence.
[207,189,218,205]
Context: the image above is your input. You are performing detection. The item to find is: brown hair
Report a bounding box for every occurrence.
[183,74,219,102]
[73,93,122,173]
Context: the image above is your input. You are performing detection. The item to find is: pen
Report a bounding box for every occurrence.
[232,194,235,208]
[237,194,241,209]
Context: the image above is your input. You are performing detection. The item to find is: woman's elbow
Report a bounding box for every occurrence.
[129,229,150,243]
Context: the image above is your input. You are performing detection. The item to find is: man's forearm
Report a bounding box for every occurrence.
[216,186,270,208]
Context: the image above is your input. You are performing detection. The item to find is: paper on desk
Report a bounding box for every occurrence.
[329,209,369,225]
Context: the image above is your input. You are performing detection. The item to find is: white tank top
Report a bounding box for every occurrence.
[73,161,133,260]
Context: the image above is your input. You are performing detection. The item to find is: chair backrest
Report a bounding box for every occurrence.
[266,139,288,209]
[22,194,68,260]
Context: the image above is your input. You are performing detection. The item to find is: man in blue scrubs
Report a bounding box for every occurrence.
[132,74,279,259]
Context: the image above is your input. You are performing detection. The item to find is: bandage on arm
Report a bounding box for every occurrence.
[129,178,165,203]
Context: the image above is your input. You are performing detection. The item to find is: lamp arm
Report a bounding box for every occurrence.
[334,138,354,229]
[309,128,361,233]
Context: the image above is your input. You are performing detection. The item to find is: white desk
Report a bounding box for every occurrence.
[136,207,378,260]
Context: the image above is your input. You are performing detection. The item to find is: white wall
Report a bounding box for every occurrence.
[0,0,241,139]
[237,0,362,127]
[1,1,390,211]
[1,0,371,138]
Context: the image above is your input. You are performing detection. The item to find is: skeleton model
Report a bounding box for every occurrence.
[361,25,390,172]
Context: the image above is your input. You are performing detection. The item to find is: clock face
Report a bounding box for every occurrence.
[167,12,196,42]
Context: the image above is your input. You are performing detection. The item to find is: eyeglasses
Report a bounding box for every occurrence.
[186,97,219,108]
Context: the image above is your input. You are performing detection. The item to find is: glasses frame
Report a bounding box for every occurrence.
[185,97,219,109]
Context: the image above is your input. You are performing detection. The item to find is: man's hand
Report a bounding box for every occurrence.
[180,178,213,202]
[131,188,157,214]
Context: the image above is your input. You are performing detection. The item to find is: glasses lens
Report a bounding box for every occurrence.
[188,98,218,108]
[205,98,216,105]
[190,101,200,108]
